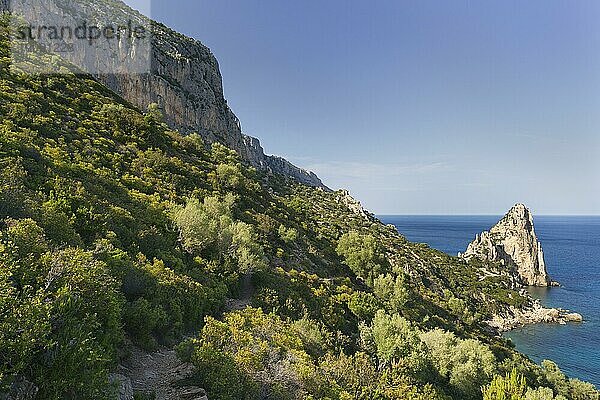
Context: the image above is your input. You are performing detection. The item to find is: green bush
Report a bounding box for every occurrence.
[172,194,266,274]
[336,231,387,284]
[483,369,527,400]
[181,308,317,399]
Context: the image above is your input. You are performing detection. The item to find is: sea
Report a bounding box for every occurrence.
[380,215,600,387]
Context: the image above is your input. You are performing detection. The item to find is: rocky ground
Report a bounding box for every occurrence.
[111,347,208,400]
[488,299,583,332]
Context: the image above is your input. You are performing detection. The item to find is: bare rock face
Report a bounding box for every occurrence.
[488,300,583,332]
[108,373,133,400]
[461,204,551,287]
[336,189,375,221]
[3,0,326,189]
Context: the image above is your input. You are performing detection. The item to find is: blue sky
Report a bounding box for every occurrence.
[126,0,600,214]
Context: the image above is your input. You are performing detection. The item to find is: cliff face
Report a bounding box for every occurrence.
[4,0,326,188]
[461,204,551,287]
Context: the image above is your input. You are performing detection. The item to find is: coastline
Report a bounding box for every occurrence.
[489,293,583,333]
[382,215,600,387]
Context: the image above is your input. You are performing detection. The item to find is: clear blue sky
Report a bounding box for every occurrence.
[126,0,600,215]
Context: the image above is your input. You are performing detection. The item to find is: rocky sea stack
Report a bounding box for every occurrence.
[461,203,553,287]
[460,204,584,332]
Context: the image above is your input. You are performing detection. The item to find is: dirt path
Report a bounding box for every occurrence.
[115,274,255,399]
[119,347,207,400]
[224,273,254,311]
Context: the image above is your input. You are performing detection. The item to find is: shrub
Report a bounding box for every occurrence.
[421,328,496,399]
[360,311,431,381]
[336,231,387,284]
[348,291,381,321]
[172,194,266,274]
[278,224,298,244]
[181,308,318,399]
[483,369,527,400]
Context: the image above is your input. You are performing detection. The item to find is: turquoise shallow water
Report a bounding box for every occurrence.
[380,215,600,387]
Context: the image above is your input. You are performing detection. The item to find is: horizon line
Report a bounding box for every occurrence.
[376,213,600,217]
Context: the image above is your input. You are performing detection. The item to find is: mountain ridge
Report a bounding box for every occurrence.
[1,0,326,189]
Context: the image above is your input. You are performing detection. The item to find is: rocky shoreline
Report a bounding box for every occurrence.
[489,297,583,333]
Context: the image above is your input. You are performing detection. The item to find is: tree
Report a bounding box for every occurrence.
[173,193,236,256]
[214,163,244,190]
[0,232,124,399]
[31,248,123,399]
[450,339,496,399]
[374,273,410,311]
[0,262,50,389]
[568,379,598,400]
[540,360,570,398]
[230,220,266,273]
[419,328,458,378]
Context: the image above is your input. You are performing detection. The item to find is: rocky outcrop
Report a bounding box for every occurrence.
[461,204,552,287]
[488,297,583,332]
[267,156,324,187]
[4,0,326,188]
[336,189,375,221]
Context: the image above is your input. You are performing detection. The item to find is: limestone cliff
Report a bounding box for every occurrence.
[3,0,326,188]
[461,204,551,287]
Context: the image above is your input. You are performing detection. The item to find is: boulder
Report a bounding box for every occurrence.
[564,312,583,323]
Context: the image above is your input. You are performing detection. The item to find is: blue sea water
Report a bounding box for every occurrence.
[380,215,600,387]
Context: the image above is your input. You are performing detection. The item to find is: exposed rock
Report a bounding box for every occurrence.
[336,189,375,221]
[108,373,133,400]
[118,347,207,400]
[461,204,552,287]
[3,0,326,189]
[178,387,208,400]
[488,299,584,332]
[266,156,325,188]
[564,312,584,323]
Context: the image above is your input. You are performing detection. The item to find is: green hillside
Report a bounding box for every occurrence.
[0,16,597,400]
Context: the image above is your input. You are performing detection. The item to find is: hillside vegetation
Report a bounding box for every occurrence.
[0,16,597,400]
